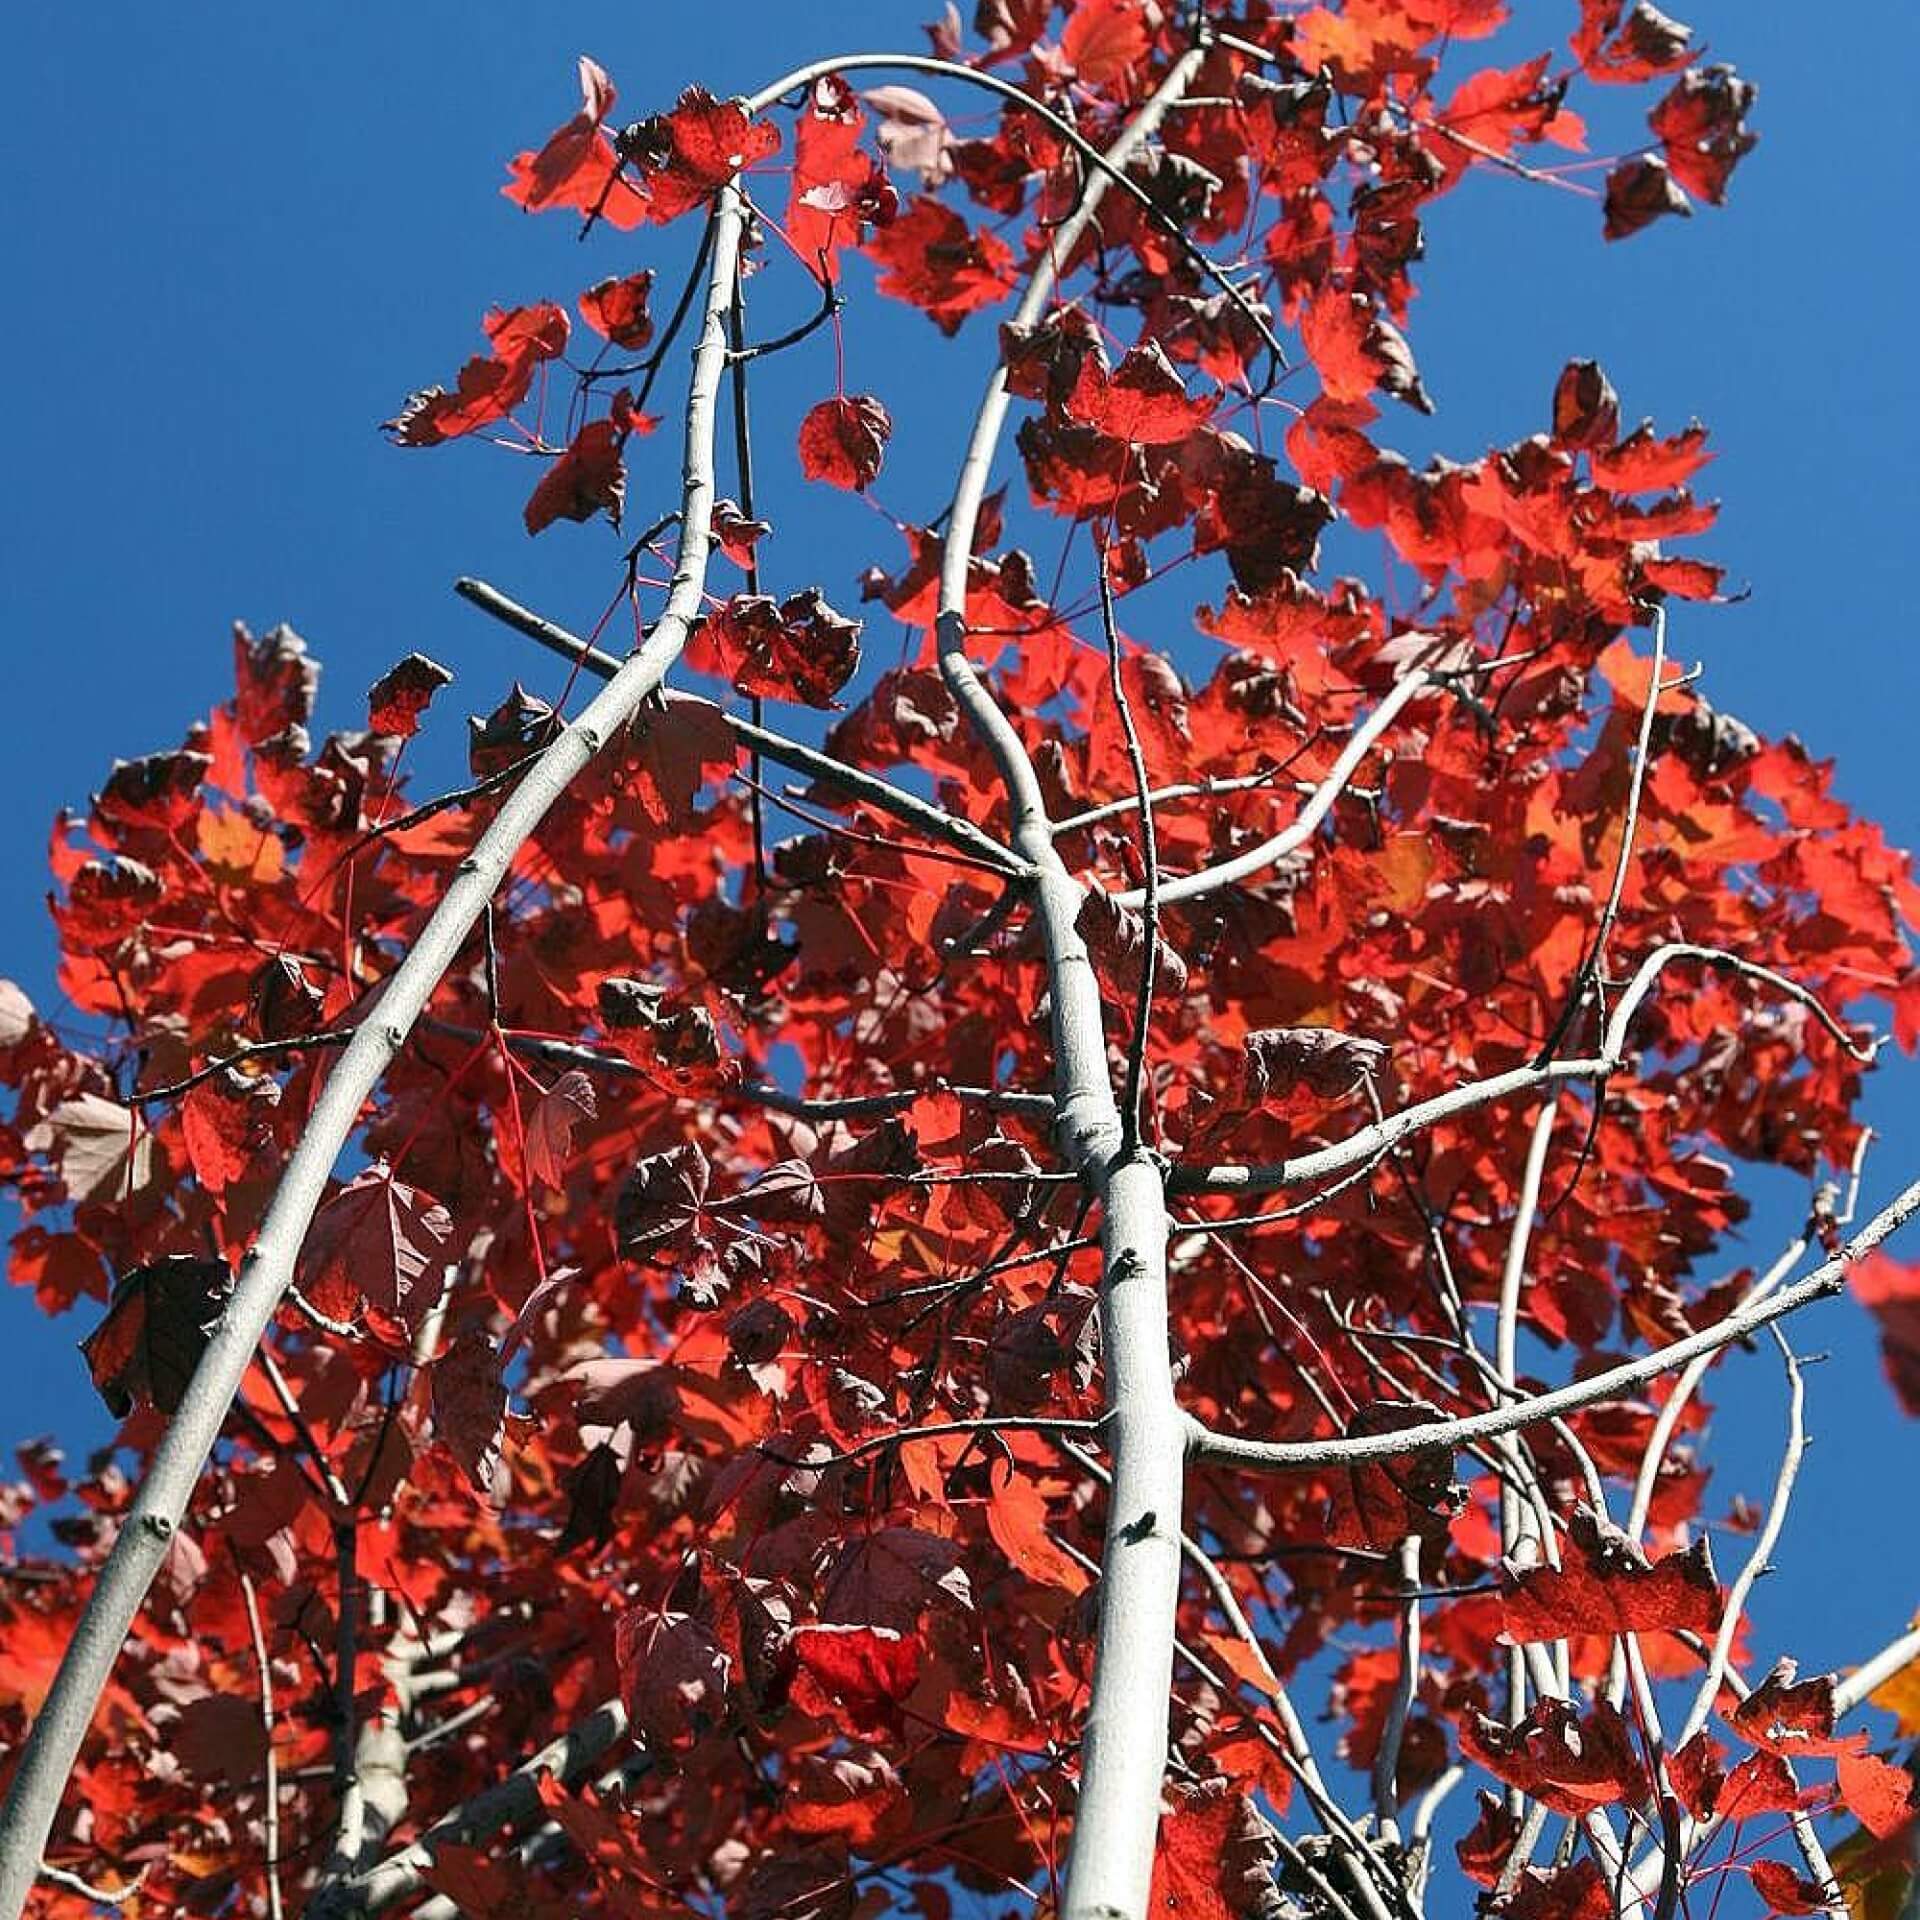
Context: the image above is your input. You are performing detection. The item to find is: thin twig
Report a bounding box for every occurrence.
[236,1564,285,1920]
[1672,1328,1807,1751]
[1052,767,1286,836]
[452,578,1028,876]
[760,1413,1107,1472]
[726,250,770,895]
[1536,607,1668,1066]
[1113,670,1431,908]
[134,1029,359,1104]
[1185,1176,1918,1471]
[1095,534,1160,1155]
[33,1864,144,1907]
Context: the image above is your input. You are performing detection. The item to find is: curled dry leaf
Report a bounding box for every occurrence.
[1238,1026,1387,1105]
[700,588,862,708]
[367,653,455,741]
[524,1070,597,1190]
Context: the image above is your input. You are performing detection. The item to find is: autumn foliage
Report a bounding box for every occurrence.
[2,3,1919,1919]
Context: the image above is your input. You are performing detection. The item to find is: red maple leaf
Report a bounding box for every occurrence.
[798,395,893,492]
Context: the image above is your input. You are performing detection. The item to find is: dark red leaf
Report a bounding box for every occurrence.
[1551,360,1621,450]
[623,87,781,227]
[614,1607,730,1751]
[1147,1780,1281,1920]
[711,499,771,569]
[80,1256,233,1419]
[1729,1661,1858,1758]
[1075,889,1190,1005]
[525,419,626,535]
[503,55,649,228]
[1066,341,1212,446]
[700,588,861,708]
[1649,65,1757,205]
[297,1165,454,1327]
[864,195,1018,335]
[1573,2,1696,85]
[181,1067,280,1197]
[1238,1026,1387,1105]
[1500,1504,1722,1642]
[367,653,454,741]
[1458,1699,1648,1814]
[249,954,326,1041]
[524,1070,597,1190]
[432,1329,508,1499]
[789,1623,921,1735]
[798,395,892,492]
[385,303,569,445]
[579,269,656,348]
[1603,156,1692,240]
[615,1142,710,1259]
[1748,1858,1830,1916]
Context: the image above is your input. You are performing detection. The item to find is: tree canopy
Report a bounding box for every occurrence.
[1,5,1917,1918]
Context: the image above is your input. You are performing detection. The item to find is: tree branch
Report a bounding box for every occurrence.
[1174,939,1877,1198]
[1672,1328,1806,1751]
[926,46,1209,1920]
[1112,669,1432,909]
[0,181,754,1920]
[1095,533,1161,1155]
[452,576,1029,877]
[742,53,1289,384]
[310,1701,631,1918]
[1184,1176,1918,1472]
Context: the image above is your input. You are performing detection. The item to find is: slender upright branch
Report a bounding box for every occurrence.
[1671,1328,1807,1751]
[237,1567,285,1920]
[928,46,1208,1920]
[1096,535,1161,1154]
[0,182,754,1920]
[1372,1534,1425,1846]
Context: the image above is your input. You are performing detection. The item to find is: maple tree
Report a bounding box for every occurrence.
[4,3,1920,1918]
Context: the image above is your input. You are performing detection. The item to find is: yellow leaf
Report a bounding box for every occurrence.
[1867,1646,1920,1737]
[196,803,285,884]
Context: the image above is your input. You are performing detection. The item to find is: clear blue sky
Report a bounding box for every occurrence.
[2,0,1914,1701]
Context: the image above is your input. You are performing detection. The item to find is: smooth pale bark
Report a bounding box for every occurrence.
[0,182,752,1920]
[928,48,1207,1920]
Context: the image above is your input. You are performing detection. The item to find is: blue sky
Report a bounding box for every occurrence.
[2,0,1914,1727]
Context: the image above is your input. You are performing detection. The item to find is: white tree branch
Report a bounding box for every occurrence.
[0,180,753,1920]
[1185,1177,1918,1472]
[1112,670,1431,909]
[452,576,1030,877]
[1175,940,1876,1198]
[926,46,1207,1920]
